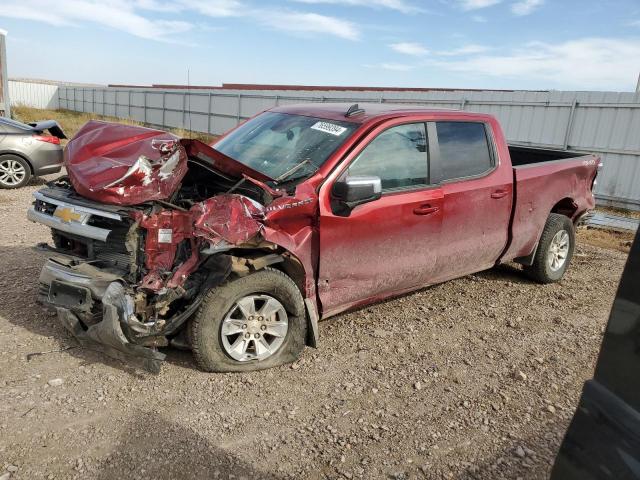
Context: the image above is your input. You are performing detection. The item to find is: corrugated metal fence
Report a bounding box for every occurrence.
[9,80,59,109]
[9,79,640,210]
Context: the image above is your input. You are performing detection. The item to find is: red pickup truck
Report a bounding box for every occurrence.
[28,103,600,372]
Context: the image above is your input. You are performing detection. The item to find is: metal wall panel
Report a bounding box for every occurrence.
[29,83,640,210]
[8,80,59,109]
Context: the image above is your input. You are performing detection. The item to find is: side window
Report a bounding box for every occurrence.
[347,123,428,191]
[436,122,493,181]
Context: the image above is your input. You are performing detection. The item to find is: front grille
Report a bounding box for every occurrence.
[91,217,132,270]
[32,190,137,275]
[51,217,134,273]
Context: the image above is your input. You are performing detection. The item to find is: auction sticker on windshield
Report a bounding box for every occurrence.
[311,121,348,136]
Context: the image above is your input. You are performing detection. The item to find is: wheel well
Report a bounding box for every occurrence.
[227,249,307,297]
[0,151,34,174]
[551,197,578,219]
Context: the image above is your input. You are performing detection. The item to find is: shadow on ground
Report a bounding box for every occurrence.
[90,412,280,479]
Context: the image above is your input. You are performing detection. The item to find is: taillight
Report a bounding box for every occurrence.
[33,134,60,145]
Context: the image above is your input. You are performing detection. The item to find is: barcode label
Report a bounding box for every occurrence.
[158,228,173,243]
[310,121,348,136]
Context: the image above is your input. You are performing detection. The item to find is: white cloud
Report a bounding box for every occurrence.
[511,0,544,16]
[290,0,423,14]
[0,0,362,43]
[471,14,487,22]
[429,37,640,90]
[390,42,429,56]
[458,0,501,11]
[0,0,193,41]
[133,0,182,12]
[179,0,243,17]
[436,44,489,56]
[389,42,488,58]
[259,11,360,40]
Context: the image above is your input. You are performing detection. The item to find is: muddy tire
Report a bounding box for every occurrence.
[525,213,575,284]
[0,154,31,189]
[190,267,307,372]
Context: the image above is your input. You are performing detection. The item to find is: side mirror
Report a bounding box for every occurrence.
[332,175,382,212]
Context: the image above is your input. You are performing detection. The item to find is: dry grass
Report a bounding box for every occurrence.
[11,105,218,144]
[578,227,635,253]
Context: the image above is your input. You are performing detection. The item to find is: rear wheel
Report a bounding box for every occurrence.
[525,213,575,283]
[190,267,307,372]
[0,155,31,189]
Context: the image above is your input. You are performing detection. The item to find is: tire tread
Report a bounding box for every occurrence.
[524,213,575,284]
[190,267,306,372]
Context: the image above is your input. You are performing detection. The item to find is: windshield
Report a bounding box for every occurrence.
[213,112,358,183]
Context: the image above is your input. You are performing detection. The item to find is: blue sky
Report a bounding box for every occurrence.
[1,0,640,91]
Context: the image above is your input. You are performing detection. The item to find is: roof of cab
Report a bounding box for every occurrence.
[268,102,473,124]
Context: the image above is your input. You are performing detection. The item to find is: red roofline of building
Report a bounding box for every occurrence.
[106,82,544,93]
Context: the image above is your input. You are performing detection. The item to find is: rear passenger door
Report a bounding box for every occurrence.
[431,121,512,280]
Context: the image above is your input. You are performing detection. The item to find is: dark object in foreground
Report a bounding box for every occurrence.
[551,228,640,480]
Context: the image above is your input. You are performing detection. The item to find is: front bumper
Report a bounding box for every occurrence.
[39,257,166,372]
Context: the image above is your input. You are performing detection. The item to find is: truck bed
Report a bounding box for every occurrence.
[501,149,599,263]
[508,145,582,167]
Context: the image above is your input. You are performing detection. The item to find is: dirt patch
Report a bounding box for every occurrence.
[578,227,635,253]
[0,183,628,480]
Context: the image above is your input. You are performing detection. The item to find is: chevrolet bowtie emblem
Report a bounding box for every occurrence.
[54,207,82,223]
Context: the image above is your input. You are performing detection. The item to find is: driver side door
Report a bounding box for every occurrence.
[317,120,444,317]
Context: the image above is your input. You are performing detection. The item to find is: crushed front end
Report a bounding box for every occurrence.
[30,180,233,372]
[28,121,316,372]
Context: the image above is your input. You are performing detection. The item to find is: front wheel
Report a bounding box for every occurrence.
[190,267,307,372]
[524,213,575,283]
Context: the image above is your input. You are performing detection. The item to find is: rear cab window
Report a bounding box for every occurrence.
[435,122,494,181]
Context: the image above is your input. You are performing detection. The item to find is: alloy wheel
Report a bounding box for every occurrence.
[548,229,570,272]
[220,294,289,362]
[0,159,26,186]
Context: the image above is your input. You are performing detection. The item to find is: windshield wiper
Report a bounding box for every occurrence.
[273,159,318,184]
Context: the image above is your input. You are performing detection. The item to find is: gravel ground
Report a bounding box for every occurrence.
[0,177,628,480]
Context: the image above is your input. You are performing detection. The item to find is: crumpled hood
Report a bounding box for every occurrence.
[65,121,273,206]
[65,121,187,205]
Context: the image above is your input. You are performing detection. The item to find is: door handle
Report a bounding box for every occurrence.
[491,189,509,199]
[413,205,439,216]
